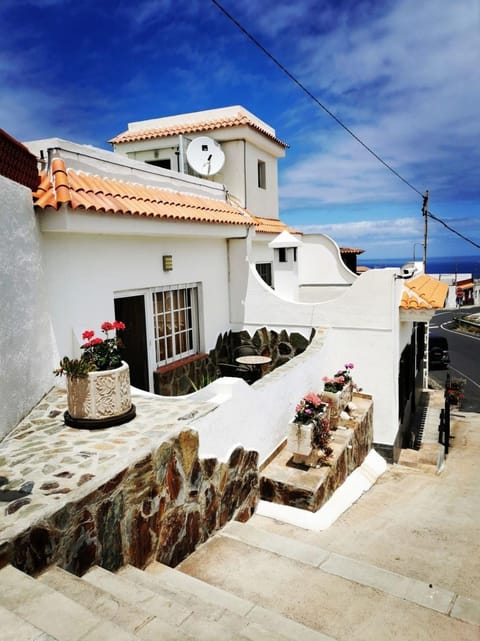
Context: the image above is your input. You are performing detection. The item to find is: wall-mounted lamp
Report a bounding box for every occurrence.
[163,255,173,271]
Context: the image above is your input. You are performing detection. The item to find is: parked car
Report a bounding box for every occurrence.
[428,334,450,369]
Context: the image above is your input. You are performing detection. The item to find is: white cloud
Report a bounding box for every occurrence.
[279,0,480,209]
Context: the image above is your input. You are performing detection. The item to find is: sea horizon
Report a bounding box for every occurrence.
[359,254,480,278]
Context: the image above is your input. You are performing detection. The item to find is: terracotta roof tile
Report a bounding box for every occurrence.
[109,112,288,148]
[33,158,253,227]
[400,274,449,310]
[252,216,300,235]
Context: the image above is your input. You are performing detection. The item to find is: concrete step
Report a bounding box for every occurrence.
[0,564,140,641]
[219,520,456,613]
[398,443,442,471]
[85,564,260,641]
[0,604,57,641]
[39,566,195,641]
[177,520,480,640]
[89,567,286,641]
[139,561,336,641]
[82,566,198,633]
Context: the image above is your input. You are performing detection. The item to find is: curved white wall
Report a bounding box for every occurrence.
[228,239,402,446]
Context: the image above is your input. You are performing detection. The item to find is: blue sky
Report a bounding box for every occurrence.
[1,0,479,259]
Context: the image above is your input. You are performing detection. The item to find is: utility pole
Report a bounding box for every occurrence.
[422,190,429,273]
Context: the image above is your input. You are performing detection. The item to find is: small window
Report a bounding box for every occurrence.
[293,247,297,262]
[257,160,266,189]
[278,248,287,263]
[146,158,171,170]
[256,263,273,286]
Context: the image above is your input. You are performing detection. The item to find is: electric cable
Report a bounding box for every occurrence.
[211,0,479,250]
[427,211,480,249]
[211,0,424,197]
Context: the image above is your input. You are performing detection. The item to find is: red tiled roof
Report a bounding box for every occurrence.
[109,112,288,148]
[400,275,449,310]
[32,159,253,226]
[252,216,301,235]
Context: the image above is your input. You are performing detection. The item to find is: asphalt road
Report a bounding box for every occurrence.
[428,306,480,413]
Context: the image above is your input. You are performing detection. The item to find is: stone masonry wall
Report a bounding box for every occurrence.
[2,430,258,576]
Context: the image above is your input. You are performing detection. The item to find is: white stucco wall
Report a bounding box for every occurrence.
[0,176,57,438]
[40,224,232,386]
[298,234,357,302]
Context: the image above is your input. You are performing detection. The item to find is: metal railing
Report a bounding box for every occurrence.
[438,398,451,455]
[438,373,460,456]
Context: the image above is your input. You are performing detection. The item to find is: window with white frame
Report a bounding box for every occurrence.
[153,284,199,366]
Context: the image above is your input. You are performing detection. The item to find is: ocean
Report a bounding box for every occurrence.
[360,254,480,279]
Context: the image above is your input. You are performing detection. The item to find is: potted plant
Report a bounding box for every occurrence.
[446,378,465,406]
[54,320,136,428]
[287,392,332,466]
[320,363,355,428]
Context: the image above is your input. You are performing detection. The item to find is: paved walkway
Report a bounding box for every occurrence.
[0,386,216,544]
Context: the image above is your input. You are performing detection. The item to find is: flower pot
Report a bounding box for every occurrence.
[287,421,317,456]
[320,381,353,428]
[287,412,332,468]
[65,361,135,429]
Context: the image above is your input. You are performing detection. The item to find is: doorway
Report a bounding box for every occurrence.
[114,295,149,391]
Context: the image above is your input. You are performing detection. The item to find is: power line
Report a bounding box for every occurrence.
[427,211,480,249]
[210,0,424,198]
[211,0,479,251]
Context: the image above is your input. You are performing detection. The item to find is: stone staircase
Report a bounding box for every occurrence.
[1,517,479,641]
[0,535,335,641]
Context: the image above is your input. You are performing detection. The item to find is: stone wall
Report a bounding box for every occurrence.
[154,354,217,396]
[1,430,258,576]
[212,327,315,372]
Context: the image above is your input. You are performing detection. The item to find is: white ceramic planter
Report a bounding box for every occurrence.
[287,421,316,456]
[320,381,353,428]
[66,361,135,427]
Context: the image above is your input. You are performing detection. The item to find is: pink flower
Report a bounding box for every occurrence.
[304,392,322,406]
[345,362,354,370]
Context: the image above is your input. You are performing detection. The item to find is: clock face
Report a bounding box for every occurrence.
[186,136,225,176]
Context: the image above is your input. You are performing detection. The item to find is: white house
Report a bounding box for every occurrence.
[0,108,448,463]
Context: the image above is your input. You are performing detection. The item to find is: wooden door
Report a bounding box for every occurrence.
[114,295,150,391]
